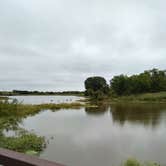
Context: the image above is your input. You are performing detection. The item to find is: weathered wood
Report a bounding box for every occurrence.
[0,148,65,166]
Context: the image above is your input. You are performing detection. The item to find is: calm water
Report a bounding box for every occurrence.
[18,103,166,166]
[8,95,83,104]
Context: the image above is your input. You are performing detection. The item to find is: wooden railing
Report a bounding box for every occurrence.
[0,148,65,166]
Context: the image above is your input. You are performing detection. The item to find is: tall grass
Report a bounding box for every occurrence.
[112,92,166,103]
[0,101,84,117]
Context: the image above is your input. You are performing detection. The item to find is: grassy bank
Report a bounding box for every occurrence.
[0,101,86,116]
[110,92,166,103]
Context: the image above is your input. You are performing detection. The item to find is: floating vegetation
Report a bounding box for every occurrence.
[0,129,46,153]
[123,158,160,166]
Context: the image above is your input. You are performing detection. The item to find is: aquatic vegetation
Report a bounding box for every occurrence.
[123,159,160,166]
[37,102,85,110]
[25,150,39,156]
[0,130,46,153]
[123,159,142,166]
[0,101,85,117]
[0,104,46,154]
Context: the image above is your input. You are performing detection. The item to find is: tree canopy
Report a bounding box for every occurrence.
[110,69,166,96]
[84,76,109,99]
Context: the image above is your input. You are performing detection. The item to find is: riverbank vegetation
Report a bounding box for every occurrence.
[111,92,166,103]
[0,130,45,153]
[0,99,46,153]
[84,68,166,102]
[0,100,86,117]
[111,69,166,96]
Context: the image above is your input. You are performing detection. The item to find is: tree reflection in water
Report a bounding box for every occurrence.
[110,103,166,128]
[85,104,109,116]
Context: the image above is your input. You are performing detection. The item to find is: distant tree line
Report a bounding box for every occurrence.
[84,69,166,99]
[0,90,84,96]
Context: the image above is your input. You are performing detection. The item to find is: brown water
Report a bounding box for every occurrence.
[19,103,166,166]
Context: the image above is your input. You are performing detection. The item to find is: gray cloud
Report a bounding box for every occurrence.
[0,0,166,91]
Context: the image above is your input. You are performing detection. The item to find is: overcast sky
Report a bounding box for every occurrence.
[0,0,166,91]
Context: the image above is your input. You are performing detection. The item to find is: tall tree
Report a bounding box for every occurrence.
[84,76,109,98]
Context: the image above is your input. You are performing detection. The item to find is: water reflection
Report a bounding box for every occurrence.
[84,103,166,128]
[85,104,109,116]
[110,103,166,128]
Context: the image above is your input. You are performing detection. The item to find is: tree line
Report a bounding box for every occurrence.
[0,90,84,96]
[84,68,166,99]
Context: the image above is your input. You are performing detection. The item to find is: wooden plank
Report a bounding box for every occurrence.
[0,148,65,166]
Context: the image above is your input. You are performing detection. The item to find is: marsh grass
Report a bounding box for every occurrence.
[0,101,85,117]
[37,102,84,110]
[0,130,45,153]
[111,92,166,103]
[0,102,46,154]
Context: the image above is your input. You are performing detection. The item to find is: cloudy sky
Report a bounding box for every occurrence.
[0,0,166,91]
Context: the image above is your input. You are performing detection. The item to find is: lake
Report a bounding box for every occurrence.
[8,95,83,104]
[2,96,166,166]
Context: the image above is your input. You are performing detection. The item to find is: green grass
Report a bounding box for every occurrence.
[111,92,166,103]
[123,158,160,166]
[0,130,45,153]
[0,101,85,117]
[37,102,85,110]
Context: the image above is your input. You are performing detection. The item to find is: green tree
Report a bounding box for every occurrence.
[110,68,166,95]
[149,68,166,92]
[84,76,109,99]
[110,75,129,95]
